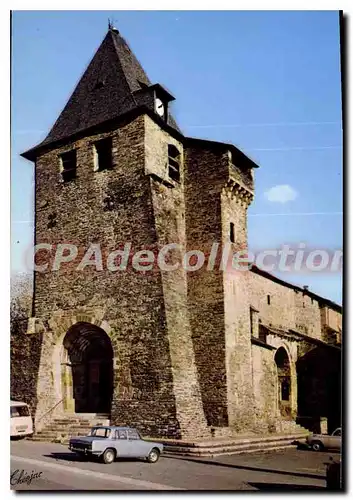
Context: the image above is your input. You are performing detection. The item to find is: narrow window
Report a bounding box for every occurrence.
[281,379,290,401]
[94,137,113,172]
[168,144,180,182]
[230,222,235,243]
[259,324,267,343]
[60,150,77,182]
[267,295,271,305]
[250,308,253,336]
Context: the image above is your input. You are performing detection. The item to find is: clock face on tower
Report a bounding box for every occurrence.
[155,98,165,117]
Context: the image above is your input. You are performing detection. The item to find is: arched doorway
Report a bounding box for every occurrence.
[275,347,292,419]
[62,322,114,414]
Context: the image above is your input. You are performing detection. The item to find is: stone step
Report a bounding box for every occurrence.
[156,430,308,447]
[52,420,91,425]
[31,437,54,442]
[41,429,91,433]
[31,436,70,443]
[165,443,298,457]
[35,430,91,437]
[50,422,91,426]
[32,426,92,437]
[31,432,87,442]
[158,431,309,457]
[36,431,91,436]
[38,425,91,432]
[31,414,111,444]
[30,435,308,453]
[52,417,91,421]
[31,434,305,452]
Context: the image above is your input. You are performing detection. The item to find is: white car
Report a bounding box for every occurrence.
[10,400,33,438]
[306,427,341,451]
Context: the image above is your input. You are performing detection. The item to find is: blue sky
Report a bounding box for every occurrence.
[11,10,342,303]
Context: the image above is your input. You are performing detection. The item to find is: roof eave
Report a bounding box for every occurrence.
[20,106,185,162]
[21,112,261,173]
[251,264,342,312]
[148,83,176,102]
[185,136,260,169]
[21,147,38,162]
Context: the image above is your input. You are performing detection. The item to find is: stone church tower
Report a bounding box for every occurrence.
[20,26,277,439]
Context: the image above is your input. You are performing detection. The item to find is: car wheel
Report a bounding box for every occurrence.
[101,448,115,464]
[147,448,160,463]
[312,441,324,452]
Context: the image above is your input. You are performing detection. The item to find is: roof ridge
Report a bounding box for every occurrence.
[109,29,139,105]
[109,28,151,94]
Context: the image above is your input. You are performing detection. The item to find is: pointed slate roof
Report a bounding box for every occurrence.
[22,27,180,159]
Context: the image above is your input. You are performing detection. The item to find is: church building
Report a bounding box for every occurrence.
[14,26,342,440]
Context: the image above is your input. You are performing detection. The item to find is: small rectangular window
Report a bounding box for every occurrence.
[168,144,180,182]
[60,150,77,182]
[94,137,113,171]
[230,223,235,243]
[267,295,271,305]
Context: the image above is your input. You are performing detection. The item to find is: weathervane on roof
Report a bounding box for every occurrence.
[108,18,119,33]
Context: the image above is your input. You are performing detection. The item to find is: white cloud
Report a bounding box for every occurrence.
[264,184,298,204]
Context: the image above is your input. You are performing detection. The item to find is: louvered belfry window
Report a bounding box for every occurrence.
[168,144,181,182]
[60,150,77,182]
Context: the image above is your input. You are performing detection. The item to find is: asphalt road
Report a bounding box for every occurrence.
[11,440,339,491]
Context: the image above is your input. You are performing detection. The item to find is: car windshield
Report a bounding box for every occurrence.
[11,405,30,417]
[332,428,341,436]
[89,427,111,438]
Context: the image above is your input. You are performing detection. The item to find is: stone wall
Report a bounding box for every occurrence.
[293,292,322,339]
[184,144,257,432]
[11,318,42,419]
[249,271,322,340]
[251,343,278,432]
[320,306,342,343]
[221,199,256,431]
[184,146,229,427]
[144,116,209,438]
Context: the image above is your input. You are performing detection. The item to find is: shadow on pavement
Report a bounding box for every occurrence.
[43,452,90,463]
[248,481,326,491]
[295,442,310,450]
[164,455,325,480]
[43,453,144,464]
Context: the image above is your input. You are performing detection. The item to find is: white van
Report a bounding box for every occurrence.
[10,400,33,438]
